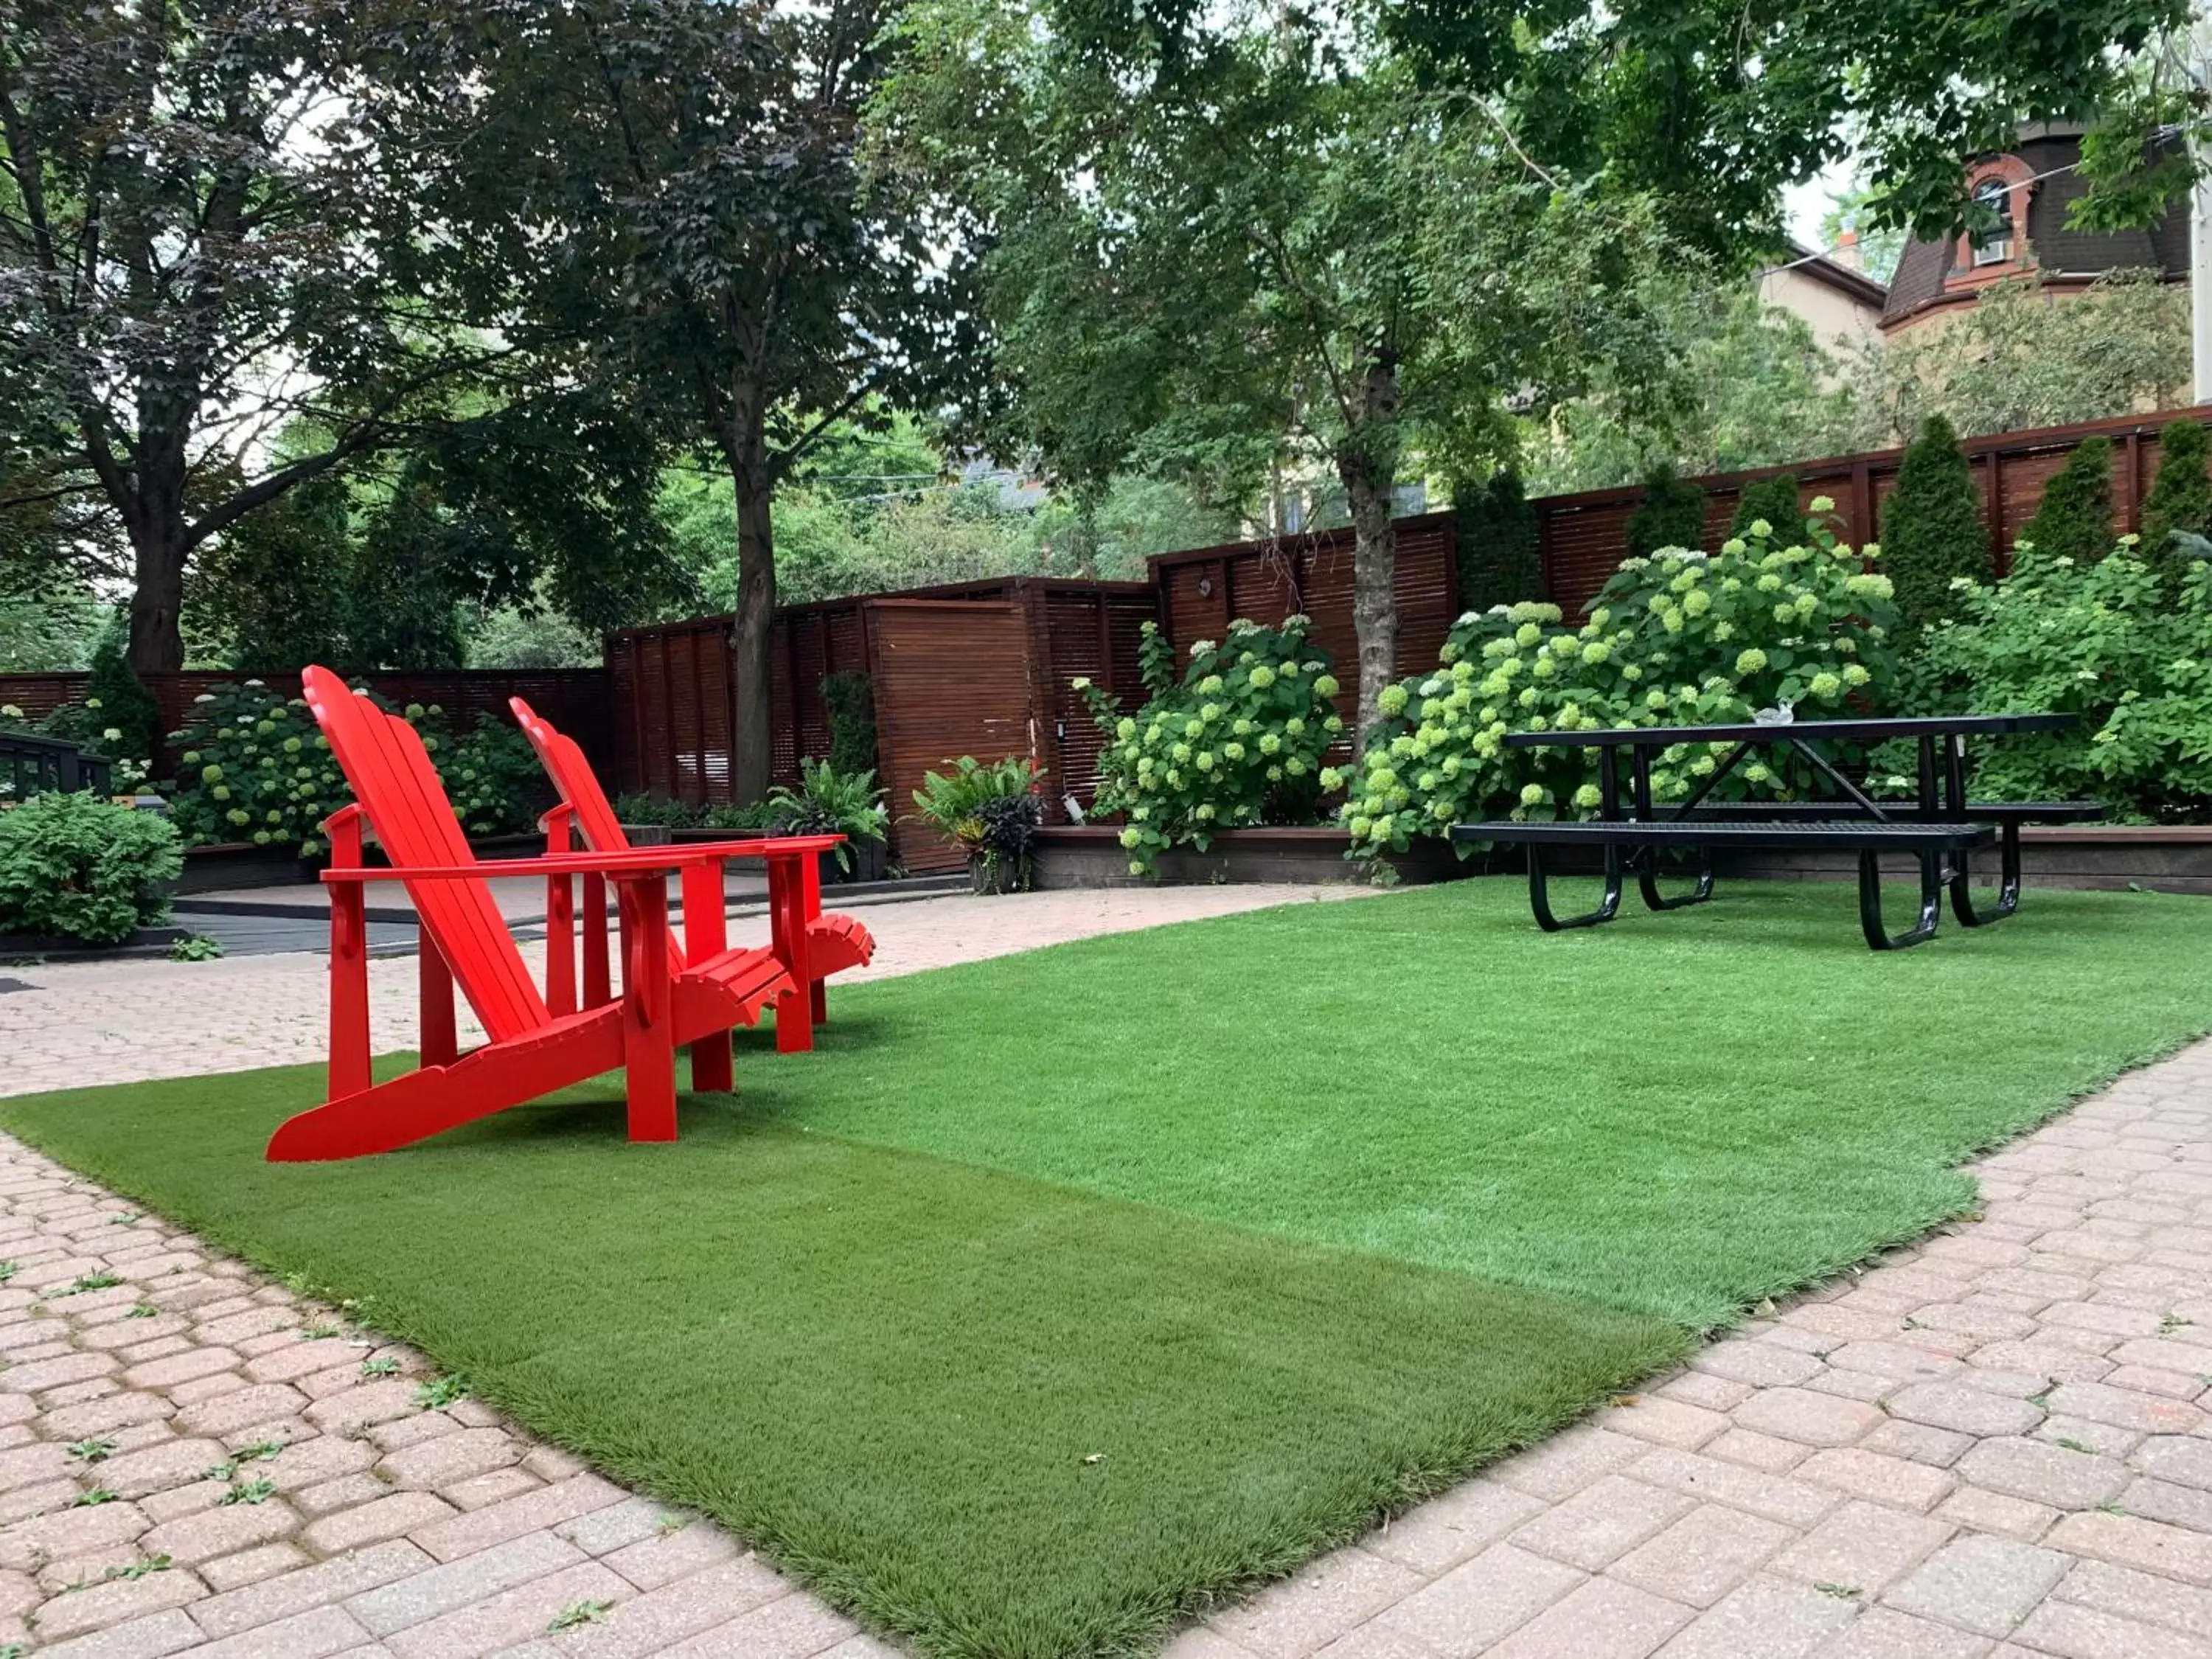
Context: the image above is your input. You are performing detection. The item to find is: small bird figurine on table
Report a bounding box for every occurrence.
[1753,700,1795,726]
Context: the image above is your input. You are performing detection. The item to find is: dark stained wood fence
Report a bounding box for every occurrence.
[1150,513,1461,731]
[866,600,1037,875]
[1534,405,2212,619]
[604,577,1158,866]
[0,669,613,779]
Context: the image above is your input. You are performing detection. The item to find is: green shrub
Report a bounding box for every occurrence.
[1076,617,1343,874]
[911,754,1040,866]
[820,672,878,776]
[699,800,779,831]
[768,758,888,872]
[442,714,551,837]
[85,636,162,773]
[2017,438,2115,566]
[1343,505,1901,859]
[2142,417,2212,591]
[1729,474,1801,540]
[1453,471,1543,611]
[0,793,182,945]
[1624,462,1708,560]
[1911,540,2212,819]
[610,793,706,830]
[1882,414,1989,636]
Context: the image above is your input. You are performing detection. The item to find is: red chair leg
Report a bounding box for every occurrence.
[325,808,371,1103]
[619,877,676,1141]
[582,872,611,1007]
[419,933,458,1067]
[680,861,734,1092]
[768,853,815,1054]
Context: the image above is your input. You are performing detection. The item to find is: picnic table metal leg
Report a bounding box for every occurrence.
[1528,843,1624,931]
[1859,847,1944,950]
[1637,859,1716,913]
[1949,820,2024,926]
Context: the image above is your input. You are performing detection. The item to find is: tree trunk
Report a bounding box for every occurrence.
[1338,352,1402,754]
[728,451,779,807]
[124,518,189,675]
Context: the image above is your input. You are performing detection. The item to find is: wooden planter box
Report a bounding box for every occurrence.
[0,924,189,961]
[1030,826,1470,888]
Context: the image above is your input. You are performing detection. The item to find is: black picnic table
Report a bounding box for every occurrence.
[1450,713,2098,950]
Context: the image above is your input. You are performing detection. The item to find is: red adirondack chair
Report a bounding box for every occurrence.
[507,698,874,1055]
[268,667,803,1162]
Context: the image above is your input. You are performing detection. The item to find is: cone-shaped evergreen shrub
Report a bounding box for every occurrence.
[2017,437,2115,565]
[1880,414,1988,636]
[1624,462,1707,558]
[1730,473,1803,539]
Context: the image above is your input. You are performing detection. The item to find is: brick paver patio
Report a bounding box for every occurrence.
[0,884,2208,1656]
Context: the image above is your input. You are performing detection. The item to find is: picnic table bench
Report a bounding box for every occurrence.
[1450,714,2099,950]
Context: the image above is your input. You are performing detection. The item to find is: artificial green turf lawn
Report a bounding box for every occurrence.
[723,880,2212,1329]
[6,877,2211,1655]
[0,1061,1683,1659]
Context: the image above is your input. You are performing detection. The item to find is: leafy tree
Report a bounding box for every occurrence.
[1853,272,2190,442]
[884,1,1683,736]
[461,602,602,670]
[1880,414,1989,636]
[363,1,976,804]
[2140,417,2212,588]
[0,0,569,673]
[1526,285,1860,493]
[1626,465,1709,557]
[1382,0,2189,246]
[1731,475,1804,540]
[2018,438,2117,564]
[1453,473,1544,611]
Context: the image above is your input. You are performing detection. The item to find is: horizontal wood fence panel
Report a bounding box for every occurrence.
[1532,404,2212,619]
[867,599,1039,874]
[1147,512,1459,732]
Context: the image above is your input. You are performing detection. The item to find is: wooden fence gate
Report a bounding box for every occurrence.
[866,600,1040,875]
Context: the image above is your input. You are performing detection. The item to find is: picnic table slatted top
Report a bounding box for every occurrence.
[1503,713,2076,748]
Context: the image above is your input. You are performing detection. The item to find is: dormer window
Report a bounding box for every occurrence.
[1970,178,2013,266]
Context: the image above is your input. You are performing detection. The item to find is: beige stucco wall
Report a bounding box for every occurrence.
[1759,265,1885,361]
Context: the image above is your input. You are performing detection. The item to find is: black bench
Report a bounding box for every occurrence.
[1674,800,2103,925]
[1453,818,2000,950]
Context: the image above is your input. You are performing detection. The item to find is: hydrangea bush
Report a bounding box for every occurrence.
[1343,508,1901,859]
[0,698,151,796]
[167,681,388,857]
[1077,617,1343,874]
[1910,539,2212,820]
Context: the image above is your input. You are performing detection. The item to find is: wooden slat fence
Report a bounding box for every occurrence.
[1149,513,1461,734]
[1533,405,2212,619]
[603,578,1158,866]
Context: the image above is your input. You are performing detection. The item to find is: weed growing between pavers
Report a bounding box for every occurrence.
[5,879,2211,1655]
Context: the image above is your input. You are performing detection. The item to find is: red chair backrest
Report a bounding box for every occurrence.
[510,698,631,855]
[304,667,549,1044]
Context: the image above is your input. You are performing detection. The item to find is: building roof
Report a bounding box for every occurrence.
[1768,242,1890,310]
[1881,129,2188,327]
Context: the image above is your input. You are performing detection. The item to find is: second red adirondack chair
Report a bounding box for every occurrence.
[508,698,874,1054]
